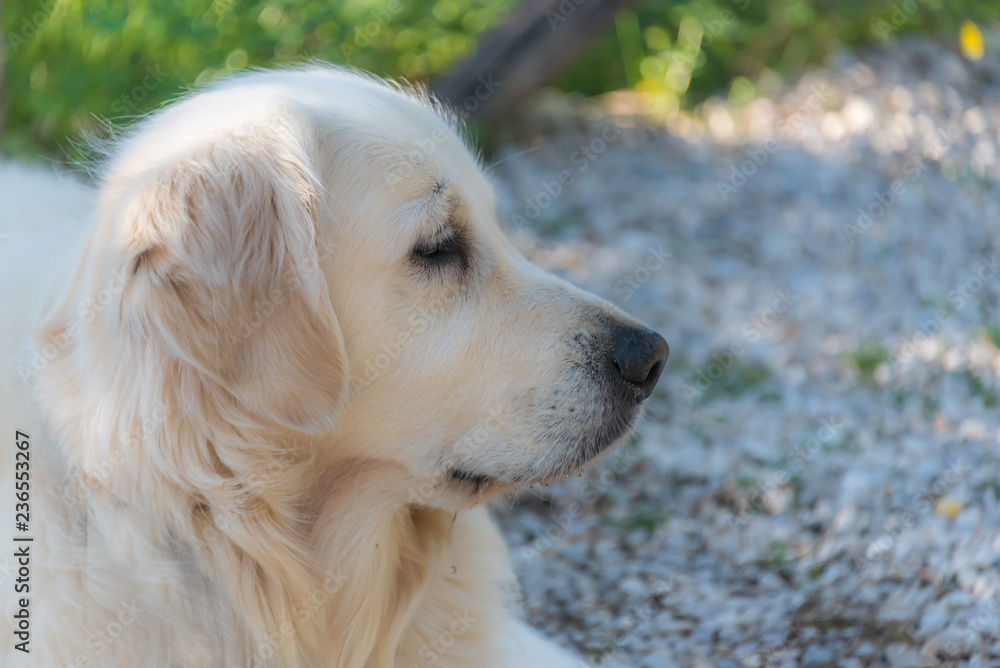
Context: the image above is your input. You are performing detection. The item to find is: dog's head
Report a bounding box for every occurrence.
[74,67,668,511]
[36,66,668,664]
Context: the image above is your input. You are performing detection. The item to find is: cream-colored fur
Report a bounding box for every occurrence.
[0,67,655,667]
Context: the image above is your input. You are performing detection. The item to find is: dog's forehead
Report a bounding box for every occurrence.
[320,81,481,197]
[105,66,495,236]
[312,85,494,217]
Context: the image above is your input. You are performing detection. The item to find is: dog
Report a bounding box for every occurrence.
[0,66,668,667]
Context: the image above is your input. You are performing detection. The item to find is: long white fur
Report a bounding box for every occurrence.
[0,67,641,667]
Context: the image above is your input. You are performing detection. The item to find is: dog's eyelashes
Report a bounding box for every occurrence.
[411,230,470,271]
[415,240,456,259]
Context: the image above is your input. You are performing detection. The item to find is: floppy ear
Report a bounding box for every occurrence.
[117,122,347,433]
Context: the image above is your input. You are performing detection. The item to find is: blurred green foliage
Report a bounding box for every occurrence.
[2,0,516,157]
[2,0,998,157]
[568,0,998,116]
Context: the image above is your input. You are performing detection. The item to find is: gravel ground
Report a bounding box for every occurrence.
[490,37,1000,668]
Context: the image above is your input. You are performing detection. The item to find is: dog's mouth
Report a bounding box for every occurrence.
[447,468,497,493]
[447,467,553,495]
[446,462,589,496]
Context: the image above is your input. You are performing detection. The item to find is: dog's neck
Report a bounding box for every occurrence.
[304,460,454,665]
[36,333,457,665]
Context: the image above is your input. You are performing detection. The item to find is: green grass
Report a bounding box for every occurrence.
[923,396,940,417]
[845,343,892,383]
[823,434,861,454]
[891,389,909,408]
[986,326,1000,350]
[760,389,784,403]
[726,360,773,393]
[768,540,789,567]
[588,642,616,664]
[963,369,999,408]
[534,207,586,237]
[691,357,775,403]
[4,1,999,159]
[611,509,670,536]
[978,478,1000,498]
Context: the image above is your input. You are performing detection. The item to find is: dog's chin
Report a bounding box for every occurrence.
[443,402,643,504]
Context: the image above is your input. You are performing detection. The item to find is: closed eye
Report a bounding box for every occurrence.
[411,227,471,272]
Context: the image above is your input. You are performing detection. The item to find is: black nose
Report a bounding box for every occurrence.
[611,327,669,399]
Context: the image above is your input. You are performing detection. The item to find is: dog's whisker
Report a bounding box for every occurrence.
[488,143,554,168]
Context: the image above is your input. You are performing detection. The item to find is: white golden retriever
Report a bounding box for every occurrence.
[0,67,668,667]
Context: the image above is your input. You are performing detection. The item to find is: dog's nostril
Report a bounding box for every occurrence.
[610,327,669,398]
[645,359,664,385]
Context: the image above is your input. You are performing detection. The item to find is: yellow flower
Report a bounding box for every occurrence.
[960,21,985,61]
[935,497,962,521]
